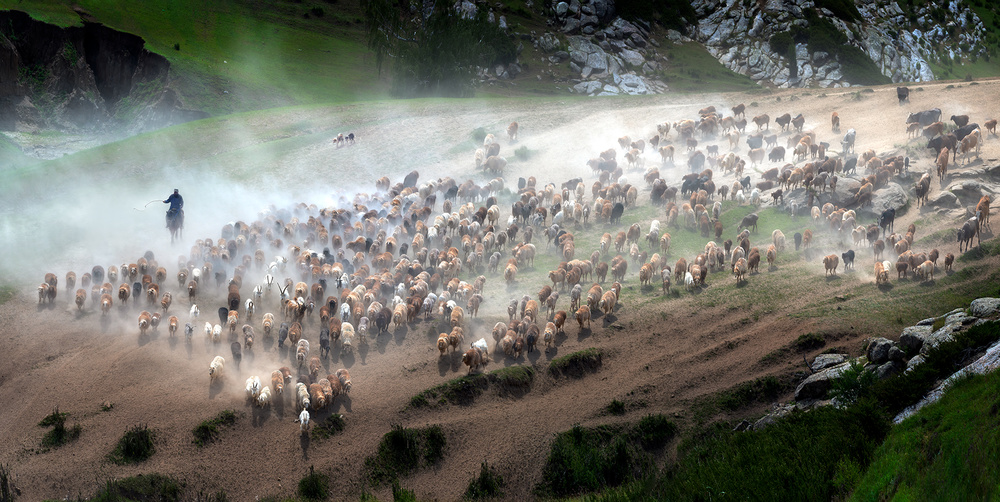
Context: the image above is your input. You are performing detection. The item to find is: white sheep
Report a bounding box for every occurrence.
[772,229,786,252]
[296,382,311,411]
[245,376,262,399]
[256,386,272,408]
[750,189,761,207]
[296,339,310,367]
[204,322,213,340]
[473,337,489,355]
[190,304,200,319]
[212,324,222,344]
[298,409,310,432]
[341,323,356,354]
[209,356,225,382]
[684,272,695,291]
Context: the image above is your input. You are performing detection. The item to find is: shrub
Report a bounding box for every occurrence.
[794,332,825,351]
[193,410,238,447]
[549,348,603,376]
[364,425,447,486]
[38,409,81,448]
[392,481,417,502]
[109,424,156,464]
[298,466,330,501]
[513,146,531,161]
[91,474,183,502]
[464,461,504,500]
[607,399,627,416]
[470,127,487,143]
[536,415,676,497]
[311,414,346,441]
[828,360,877,405]
[716,376,787,411]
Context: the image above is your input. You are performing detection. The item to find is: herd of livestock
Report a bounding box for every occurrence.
[34,89,996,432]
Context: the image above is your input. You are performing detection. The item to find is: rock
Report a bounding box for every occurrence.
[570,49,588,66]
[867,337,895,364]
[916,317,937,326]
[582,26,596,35]
[562,18,581,34]
[876,360,905,379]
[619,48,645,67]
[552,50,570,62]
[498,16,507,30]
[581,66,592,78]
[971,298,1000,318]
[919,322,964,356]
[629,33,646,48]
[569,0,580,14]
[569,61,582,73]
[580,14,599,27]
[538,34,561,53]
[872,182,908,214]
[905,354,926,373]
[900,325,933,353]
[506,63,521,78]
[585,52,607,72]
[752,403,796,430]
[945,311,977,325]
[555,1,569,16]
[926,190,959,209]
[811,353,848,372]
[572,80,602,95]
[888,346,906,362]
[794,362,852,401]
[580,4,594,15]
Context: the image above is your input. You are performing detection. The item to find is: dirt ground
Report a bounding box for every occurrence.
[1,80,999,501]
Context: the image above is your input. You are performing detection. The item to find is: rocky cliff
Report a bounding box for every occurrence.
[517,0,992,95]
[0,10,206,134]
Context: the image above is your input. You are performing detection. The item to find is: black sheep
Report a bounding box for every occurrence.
[794,232,803,251]
[278,322,289,348]
[610,203,625,225]
[218,307,229,325]
[842,250,855,270]
[231,342,242,370]
[319,327,331,359]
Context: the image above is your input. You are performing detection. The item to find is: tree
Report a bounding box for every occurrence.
[362,0,516,97]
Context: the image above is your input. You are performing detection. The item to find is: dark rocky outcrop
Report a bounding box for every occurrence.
[0,10,206,133]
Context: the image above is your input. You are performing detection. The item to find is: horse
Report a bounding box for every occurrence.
[168,209,184,244]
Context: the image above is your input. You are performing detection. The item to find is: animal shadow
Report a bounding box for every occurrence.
[825,275,842,282]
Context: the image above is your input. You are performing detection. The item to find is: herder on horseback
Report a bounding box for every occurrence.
[164,189,184,228]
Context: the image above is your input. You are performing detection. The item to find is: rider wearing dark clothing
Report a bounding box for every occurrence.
[164,189,184,228]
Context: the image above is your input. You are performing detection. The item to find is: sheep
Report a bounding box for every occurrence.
[190,303,200,320]
[437,333,450,355]
[333,368,352,394]
[246,375,262,400]
[209,356,225,382]
[255,386,271,408]
[823,254,839,276]
[212,324,222,344]
[242,324,255,350]
[296,382,311,411]
[138,311,152,336]
[298,409,310,432]
[271,370,285,397]
[733,257,748,282]
[917,260,935,282]
[296,339,310,367]
[463,347,484,374]
[262,313,274,338]
[575,306,591,330]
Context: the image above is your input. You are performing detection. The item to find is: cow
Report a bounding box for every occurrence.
[906,108,942,126]
[896,86,909,105]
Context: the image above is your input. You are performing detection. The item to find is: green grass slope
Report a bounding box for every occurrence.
[3,0,385,114]
[850,370,1000,502]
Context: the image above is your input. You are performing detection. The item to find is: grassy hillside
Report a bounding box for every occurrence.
[3,0,385,114]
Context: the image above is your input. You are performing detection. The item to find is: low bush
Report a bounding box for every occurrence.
[108,424,156,464]
[549,348,603,376]
[364,424,447,486]
[536,415,677,497]
[464,461,504,500]
[192,410,238,447]
[90,474,183,502]
[311,414,346,441]
[38,408,81,448]
[298,466,330,501]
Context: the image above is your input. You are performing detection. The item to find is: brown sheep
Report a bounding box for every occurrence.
[944,253,955,272]
[75,288,86,310]
[831,111,840,132]
[984,119,998,136]
[462,348,483,374]
[138,310,152,335]
[575,306,591,330]
[937,147,949,180]
[896,261,908,279]
[917,260,935,282]
[823,254,839,276]
[753,114,770,130]
[874,261,888,285]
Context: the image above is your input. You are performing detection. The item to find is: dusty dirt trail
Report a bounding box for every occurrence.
[1,80,999,501]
